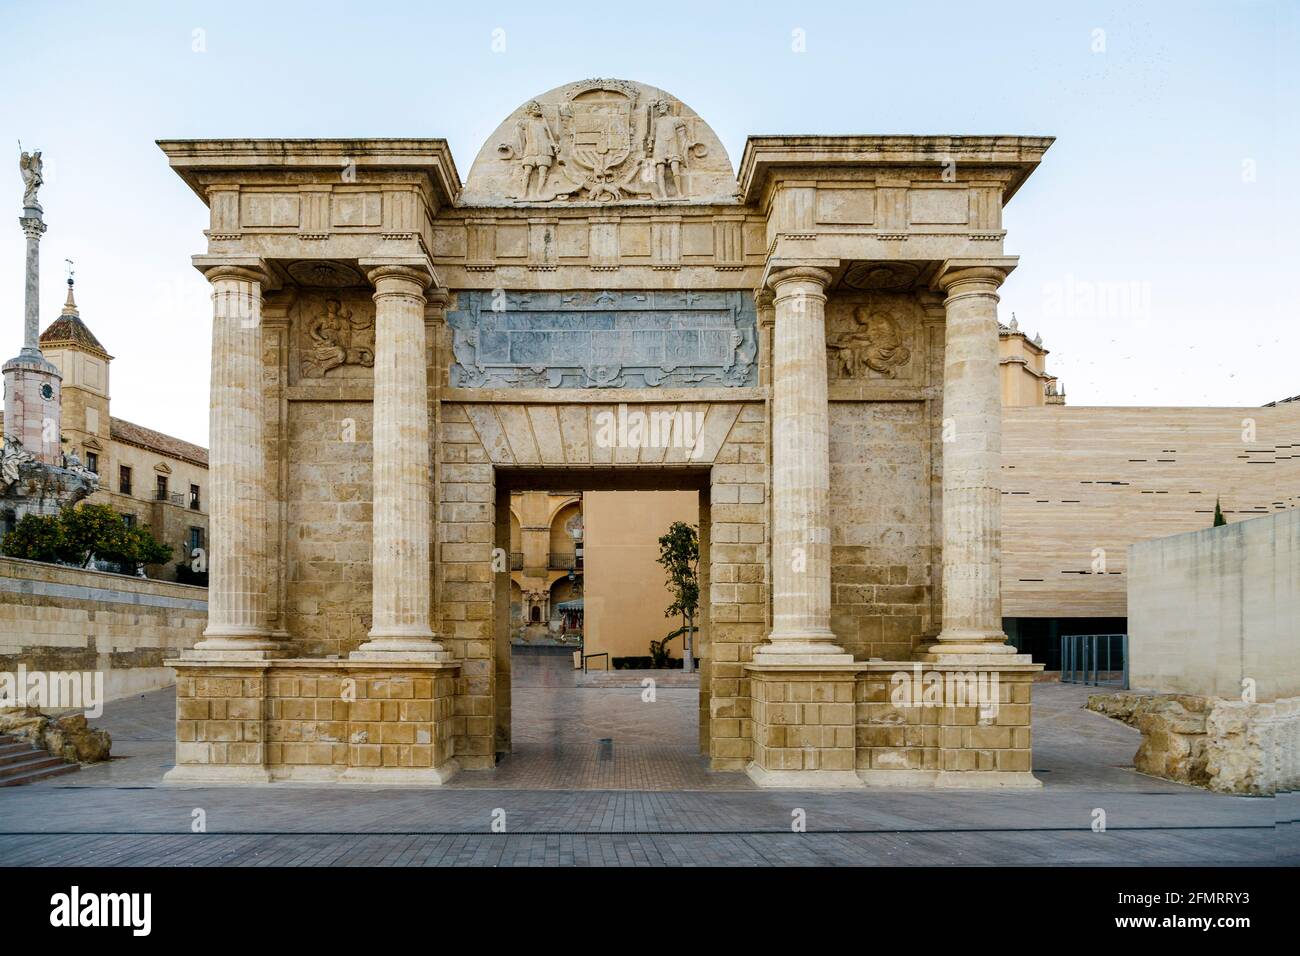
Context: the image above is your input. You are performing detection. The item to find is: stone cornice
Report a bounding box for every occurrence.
[737,135,1054,205]
[158,138,462,208]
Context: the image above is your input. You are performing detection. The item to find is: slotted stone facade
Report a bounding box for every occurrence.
[161,78,1050,787]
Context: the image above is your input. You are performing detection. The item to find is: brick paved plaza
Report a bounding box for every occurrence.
[0,650,1294,867]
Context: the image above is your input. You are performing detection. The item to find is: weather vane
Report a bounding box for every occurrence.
[65,258,75,283]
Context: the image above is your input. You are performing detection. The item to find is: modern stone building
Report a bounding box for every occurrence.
[161,78,1052,787]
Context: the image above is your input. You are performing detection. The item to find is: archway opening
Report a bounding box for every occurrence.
[492,466,717,789]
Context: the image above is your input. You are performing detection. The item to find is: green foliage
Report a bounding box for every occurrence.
[1,513,66,563]
[62,503,129,567]
[655,522,700,621]
[1213,498,1226,527]
[1,503,173,573]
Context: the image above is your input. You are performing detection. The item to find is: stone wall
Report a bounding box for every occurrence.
[1128,508,1300,702]
[0,555,207,700]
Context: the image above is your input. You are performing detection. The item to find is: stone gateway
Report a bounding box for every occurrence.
[160,78,1051,788]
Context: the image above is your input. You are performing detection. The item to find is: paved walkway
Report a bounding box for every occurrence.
[0,651,1294,866]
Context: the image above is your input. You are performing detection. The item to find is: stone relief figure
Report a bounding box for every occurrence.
[646,99,689,199]
[831,307,912,379]
[512,101,559,200]
[300,298,375,377]
[19,149,43,208]
[0,436,34,491]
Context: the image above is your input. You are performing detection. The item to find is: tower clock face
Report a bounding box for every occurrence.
[40,383,53,400]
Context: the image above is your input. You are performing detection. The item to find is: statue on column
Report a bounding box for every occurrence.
[19,149,43,208]
[645,99,688,199]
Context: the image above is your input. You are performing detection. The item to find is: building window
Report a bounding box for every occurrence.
[85,452,98,474]
[121,513,137,529]
[188,527,204,553]
[189,483,201,511]
[119,465,132,496]
[156,475,168,501]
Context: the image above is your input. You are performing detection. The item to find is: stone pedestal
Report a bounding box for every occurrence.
[746,663,863,787]
[352,264,451,663]
[164,658,461,785]
[756,267,851,665]
[190,262,282,659]
[855,661,1041,788]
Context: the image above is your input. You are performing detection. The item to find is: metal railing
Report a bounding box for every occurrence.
[549,552,578,570]
[1060,633,1128,688]
[582,651,609,673]
[510,552,524,570]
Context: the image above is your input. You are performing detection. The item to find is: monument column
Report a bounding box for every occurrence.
[193,263,280,656]
[352,263,449,661]
[928,263,1017,657]
[755,267,850,664]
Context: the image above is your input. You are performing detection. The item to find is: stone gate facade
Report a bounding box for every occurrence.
[162,79,1049,787]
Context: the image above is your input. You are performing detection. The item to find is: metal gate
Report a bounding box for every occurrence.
[1059,633,1128,688]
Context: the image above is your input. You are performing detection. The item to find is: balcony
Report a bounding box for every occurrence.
[155,491,185,506]
[549,552,579,570]
[510,552,524,570]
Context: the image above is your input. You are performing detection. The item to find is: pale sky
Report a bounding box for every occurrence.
[2,0,1296,447]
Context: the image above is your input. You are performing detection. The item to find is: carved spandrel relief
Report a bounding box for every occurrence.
[463,79,739,206]
[826,295,919,382]
[294,292,376,380]
[448,290,757,389]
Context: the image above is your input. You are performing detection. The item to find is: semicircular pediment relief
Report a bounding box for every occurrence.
[461,78,739,206]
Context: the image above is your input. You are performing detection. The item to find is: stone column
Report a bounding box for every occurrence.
[194,264,280,657]
[755,267,850,664]
[930,265,1016,656]
[352,264,450,662]
[19,214,45,356]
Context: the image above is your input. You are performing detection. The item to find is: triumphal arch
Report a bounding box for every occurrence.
[161,79,1051,788]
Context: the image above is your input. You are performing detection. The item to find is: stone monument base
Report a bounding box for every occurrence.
[745,659,1044,789]
[164,657,460,786]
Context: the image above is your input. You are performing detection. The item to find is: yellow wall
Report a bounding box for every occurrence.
[582,490,699,661]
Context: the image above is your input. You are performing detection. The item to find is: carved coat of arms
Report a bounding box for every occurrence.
[498,79,704,203]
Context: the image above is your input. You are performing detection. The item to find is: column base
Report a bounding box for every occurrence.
[754,633,853,665]
[350,642,454,663]
[188,633,287,661]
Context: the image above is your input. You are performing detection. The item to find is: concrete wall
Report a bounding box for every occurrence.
[0,556,207,702]
[1128,509,1300,702]
[583,490,698,660]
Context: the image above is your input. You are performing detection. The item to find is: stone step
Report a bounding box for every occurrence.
[0,758,80,787]
[0,743,45,765]
[0,743,79,786]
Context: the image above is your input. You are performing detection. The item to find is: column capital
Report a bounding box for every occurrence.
[933,257,1018,294]
[19,216,46,240]
[359,257,436,291]
[193,255,272,287]
[768,265,834,295]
